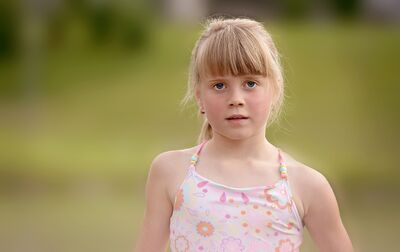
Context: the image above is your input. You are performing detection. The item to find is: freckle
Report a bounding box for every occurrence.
[240,210,246,215]
[255,228,260,233]
[253,204,258,209]
[242,222,248,227]
[266,210,272,215]
[229,198,234,203]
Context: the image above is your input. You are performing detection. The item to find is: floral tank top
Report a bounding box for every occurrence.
[169,140,304,252]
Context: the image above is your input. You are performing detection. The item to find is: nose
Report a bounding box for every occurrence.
[228,87,245,107]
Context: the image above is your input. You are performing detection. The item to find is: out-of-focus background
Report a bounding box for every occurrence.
[1,0,399,251]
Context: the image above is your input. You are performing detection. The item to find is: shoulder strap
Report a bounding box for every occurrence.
[278,148,288,179]
[190,140,208,166]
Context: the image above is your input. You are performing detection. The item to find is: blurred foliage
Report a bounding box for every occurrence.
[280,0,360,19]
[281,0,313,19]
[331,0,360,17]
[81,1,151,49]
[0,2,18,59]
[0,0,154,98]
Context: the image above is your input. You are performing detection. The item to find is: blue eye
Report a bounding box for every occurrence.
[213,82,225,90]
[246,80,257,89]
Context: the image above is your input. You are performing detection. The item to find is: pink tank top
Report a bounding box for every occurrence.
[169,140,304,252]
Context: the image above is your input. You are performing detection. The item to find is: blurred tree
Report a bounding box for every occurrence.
[80,0,153,51]
[116,10,151,51]
[86,2,117,45]
[281,0,312,19]
[331,0,360,18]
[0,2,17,59]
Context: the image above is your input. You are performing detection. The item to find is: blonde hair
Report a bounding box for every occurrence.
[180,17,285,144]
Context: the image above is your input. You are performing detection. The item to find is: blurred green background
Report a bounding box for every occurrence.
[1,0,399,251]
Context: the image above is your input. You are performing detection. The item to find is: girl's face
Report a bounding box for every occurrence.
[196,74,275,140]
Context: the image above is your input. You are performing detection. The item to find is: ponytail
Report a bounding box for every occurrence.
[197,119,213,144]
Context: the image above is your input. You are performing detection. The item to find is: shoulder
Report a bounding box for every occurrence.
[148,145,198,204]
[282,151,333,219]
[149,146,195,177]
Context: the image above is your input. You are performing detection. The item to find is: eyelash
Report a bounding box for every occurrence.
[213,81,258,90]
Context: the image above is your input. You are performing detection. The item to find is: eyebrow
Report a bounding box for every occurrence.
[207,78,226,84]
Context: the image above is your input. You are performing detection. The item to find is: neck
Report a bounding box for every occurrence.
[203,133,277,162]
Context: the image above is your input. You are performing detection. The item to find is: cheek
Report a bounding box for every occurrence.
[248,91,273,115]
[204,95,224,116]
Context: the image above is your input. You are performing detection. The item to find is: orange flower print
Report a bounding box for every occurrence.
[174,235,189,252]
[174,189,184,211]
[196,221,215,237]
[275,238,295,252]
[264,186,291,210]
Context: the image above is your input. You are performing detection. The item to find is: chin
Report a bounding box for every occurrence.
[221,131,253,140]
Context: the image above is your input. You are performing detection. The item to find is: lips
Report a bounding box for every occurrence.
[226,114,249,120]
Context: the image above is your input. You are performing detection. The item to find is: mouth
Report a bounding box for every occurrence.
[226,115,249,120]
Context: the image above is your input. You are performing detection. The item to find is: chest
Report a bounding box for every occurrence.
[167,161,305,222]
[169,169,304,251]
[196,162,282,188]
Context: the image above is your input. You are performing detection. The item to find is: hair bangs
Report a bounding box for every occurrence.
[196,26,270,80]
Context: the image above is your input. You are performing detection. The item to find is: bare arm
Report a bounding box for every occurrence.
[303,171,354,252]
[134,152,174,252]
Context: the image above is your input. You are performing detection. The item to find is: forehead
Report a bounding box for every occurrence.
[200,73,267,83]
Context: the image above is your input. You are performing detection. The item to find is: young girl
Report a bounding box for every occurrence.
[135,17,354,252]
